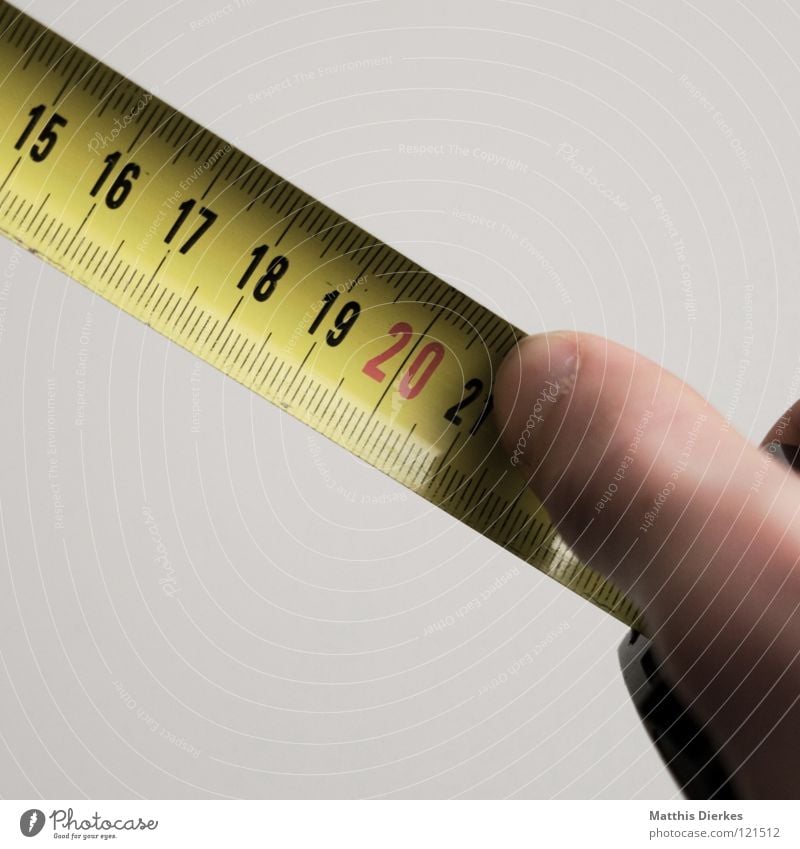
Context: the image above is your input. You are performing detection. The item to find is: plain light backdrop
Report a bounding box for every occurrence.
[1,0,798,798]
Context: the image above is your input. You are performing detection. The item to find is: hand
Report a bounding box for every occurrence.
[494,331,800,800]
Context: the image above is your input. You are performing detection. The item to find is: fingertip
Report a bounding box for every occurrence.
[492,330,735,595]
[493,330,580,461]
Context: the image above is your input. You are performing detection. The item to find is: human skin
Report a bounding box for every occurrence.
[493,331,800,799]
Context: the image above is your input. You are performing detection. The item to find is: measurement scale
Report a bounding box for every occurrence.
[0,0,637,627]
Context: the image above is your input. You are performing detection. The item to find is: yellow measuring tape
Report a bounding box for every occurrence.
[0,0,637,627]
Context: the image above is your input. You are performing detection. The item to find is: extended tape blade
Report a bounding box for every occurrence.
[0,0,637,627]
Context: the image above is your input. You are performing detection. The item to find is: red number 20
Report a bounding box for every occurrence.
[362,321,445,400]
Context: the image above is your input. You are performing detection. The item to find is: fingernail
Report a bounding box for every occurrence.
[494,332,579,471]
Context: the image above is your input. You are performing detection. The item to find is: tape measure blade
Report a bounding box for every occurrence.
[0,0,638,627]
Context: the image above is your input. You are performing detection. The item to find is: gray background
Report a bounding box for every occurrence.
[0,0,796,799]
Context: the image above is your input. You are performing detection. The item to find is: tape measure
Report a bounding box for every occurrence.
[0,0,638,627]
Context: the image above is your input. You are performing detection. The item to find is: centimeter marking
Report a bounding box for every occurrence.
[0,0,637,627]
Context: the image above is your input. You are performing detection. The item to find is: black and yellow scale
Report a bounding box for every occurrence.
[0,0,637,627]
